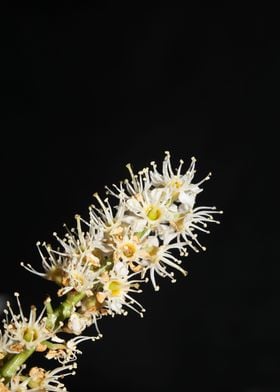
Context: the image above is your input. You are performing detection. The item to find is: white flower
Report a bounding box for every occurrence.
[21,215,108,283]
[150,152,210,208]
[75,295,105,338]
[60,214,108,255]
[46,336,95,365]
[51,215,108,266]
[110,228,143,264]
[57,257,99,297]
[124,164,151,197]
[169,205,223,252]
[101,262,146,317]
[125,188,171,232]
[21,241,64,281]
[23,246,100,297]
[90,193,126,234]
[105,163,151,200]
[67,312,89,336]
[139,236,188,291]
[65,307,103,337]
[3,293,53,352]
[28,363,76,391]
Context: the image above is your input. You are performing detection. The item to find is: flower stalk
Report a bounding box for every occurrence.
[52,291,86,325]
[0,348,35,379]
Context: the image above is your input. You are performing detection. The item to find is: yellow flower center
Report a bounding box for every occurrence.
[170,178,183,189]
[23,327,38,342]
[146,206,162,221]
[108,280,122,297]
[148,246,158,258]
[121,243,136,258]
[147,246,159,263]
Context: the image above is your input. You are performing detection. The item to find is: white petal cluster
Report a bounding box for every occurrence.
[21,152,222,331]
[1,153,222,391]
[2,293,53,353]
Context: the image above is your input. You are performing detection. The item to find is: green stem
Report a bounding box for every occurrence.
[43,340,65,350]
[0,348,35,379]
[53,291,85,324]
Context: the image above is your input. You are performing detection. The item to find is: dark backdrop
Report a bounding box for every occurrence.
[0,4,278,392]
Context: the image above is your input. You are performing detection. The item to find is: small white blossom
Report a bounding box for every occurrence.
[3,293,53,352]
[67,312,89,335]
[105,164,151,201]
[53,214,108,260]
[66,308,103,338]
[125,188,171,232]
[101,262,146,317]
[21,241,64,280]
[90,193,126,234]
[150,152,205,208]
[57,257,99,297]
[28,363,76,391]
[122,164,152,197]
[139,236,188,290]
[169,205,222,252]
[21,215,107,284]
[46,336,94,364]
[111,228,143,264]
[75,296,104,337]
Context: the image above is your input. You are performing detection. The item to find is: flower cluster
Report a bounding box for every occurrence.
[0,153,222,391]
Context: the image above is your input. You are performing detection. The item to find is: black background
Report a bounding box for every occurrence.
[0,4,279,392]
